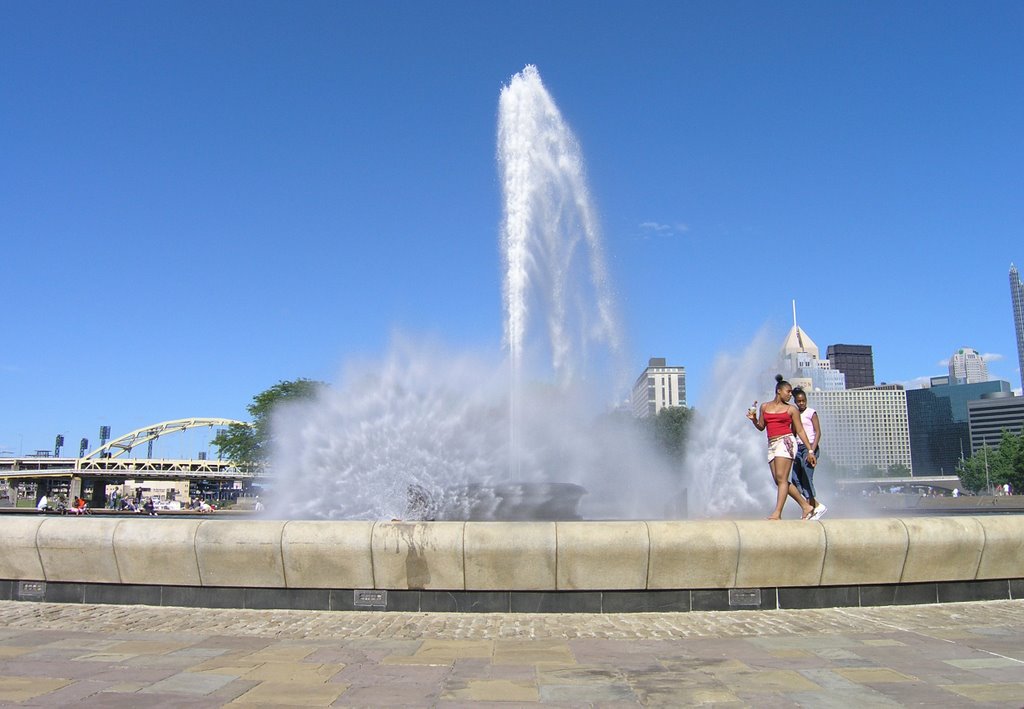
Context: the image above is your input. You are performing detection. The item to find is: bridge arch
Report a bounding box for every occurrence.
[82,418,249,460]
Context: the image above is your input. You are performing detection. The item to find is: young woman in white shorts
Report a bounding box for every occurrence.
[746,375,818,520]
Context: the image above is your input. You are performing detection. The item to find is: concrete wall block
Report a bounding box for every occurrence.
[195,520,287,587]
[371,521,465,590]
[974,515,1024,580]
[0,517,46,580]
[901,517,984,583]
[281,520,376,589]
[464,522,556,590]
[36,518,122,584]
[819,518,909,586]
[113,519,203,586]
[556,522,649,590]
[647,521,738,589]
[734,521,826,588]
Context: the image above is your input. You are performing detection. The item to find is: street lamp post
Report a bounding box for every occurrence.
[983,446,991,496]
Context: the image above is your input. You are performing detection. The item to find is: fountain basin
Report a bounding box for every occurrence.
[1,516,1021,612]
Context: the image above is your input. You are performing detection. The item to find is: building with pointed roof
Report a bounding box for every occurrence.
[780,302,845,392]
[779,303,911,474]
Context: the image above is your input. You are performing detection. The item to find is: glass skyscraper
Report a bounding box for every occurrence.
[1011,264,1024,391]
[906,379,1011,475]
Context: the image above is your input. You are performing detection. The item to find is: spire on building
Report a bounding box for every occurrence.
[781,300,819,358]
[779,302,846,391]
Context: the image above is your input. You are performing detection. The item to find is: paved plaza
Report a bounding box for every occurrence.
[0,599,1022,706]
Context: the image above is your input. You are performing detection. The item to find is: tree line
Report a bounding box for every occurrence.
[958,430,1024,494]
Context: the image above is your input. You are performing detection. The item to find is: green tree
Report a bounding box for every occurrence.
[958,431,1024,494]
[212,379,324,465]
[958,450,989,494]
[647,406,695,460]
[852,464,881,478]
[886,463,911,477]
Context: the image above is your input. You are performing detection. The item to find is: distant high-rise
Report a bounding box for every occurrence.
[1011,263,1024,390]
[949,347,988,385]
[806,385,912,474]
[968,392,1024,452]
[906,379,1011,475]
[780,303,845,391]
[826,344,875,389]
[631,357,686,418]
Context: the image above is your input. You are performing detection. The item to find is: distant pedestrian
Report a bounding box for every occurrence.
[36,494,48,512]
[791,387,826,520]
[747,375,817,520]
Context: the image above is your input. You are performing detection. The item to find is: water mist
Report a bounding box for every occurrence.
[269,66,680,521]
[682,330,795,518]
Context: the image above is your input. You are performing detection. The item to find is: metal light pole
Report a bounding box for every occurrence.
[983,446,991,496]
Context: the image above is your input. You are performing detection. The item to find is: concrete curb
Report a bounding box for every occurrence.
[1,516,1022,591]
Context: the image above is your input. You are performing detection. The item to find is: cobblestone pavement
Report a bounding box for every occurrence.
[0,599,1022,706]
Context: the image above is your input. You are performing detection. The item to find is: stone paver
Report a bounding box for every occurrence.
[0,599,1022,705]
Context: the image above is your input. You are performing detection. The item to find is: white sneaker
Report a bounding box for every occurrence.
[811,504,828,520]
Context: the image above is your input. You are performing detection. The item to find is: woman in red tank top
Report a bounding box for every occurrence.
[746,374,818,520]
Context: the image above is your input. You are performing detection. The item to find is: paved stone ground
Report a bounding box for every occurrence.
[0,599,1022,706]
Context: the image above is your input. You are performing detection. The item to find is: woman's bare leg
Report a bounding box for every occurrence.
[768,458,790,519]
[769,457,813,519]
[788,482,814,518]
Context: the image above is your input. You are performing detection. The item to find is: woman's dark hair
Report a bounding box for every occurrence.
[774,374,790,393]
[792,386,805,397]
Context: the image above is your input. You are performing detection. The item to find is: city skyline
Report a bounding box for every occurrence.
[3,3,1022,454]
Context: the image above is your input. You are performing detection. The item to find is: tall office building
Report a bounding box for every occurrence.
[631,357,686,418]
[968,392,1024,452]
[948,347,988,385]
[806,385,913,474]
[1011,263,1024,391]
[780,307,846,392]
[906,378,1011,475]
[826,344,875,389]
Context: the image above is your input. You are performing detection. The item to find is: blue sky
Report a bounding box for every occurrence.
[2,1,1022,455]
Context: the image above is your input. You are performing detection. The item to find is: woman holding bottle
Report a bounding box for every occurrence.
[746,375,817,520]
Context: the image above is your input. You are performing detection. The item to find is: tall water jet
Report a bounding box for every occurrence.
[268,66,680,522]
[498,65,623,477]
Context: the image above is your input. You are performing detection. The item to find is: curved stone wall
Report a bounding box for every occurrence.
[1,516,1022,591]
